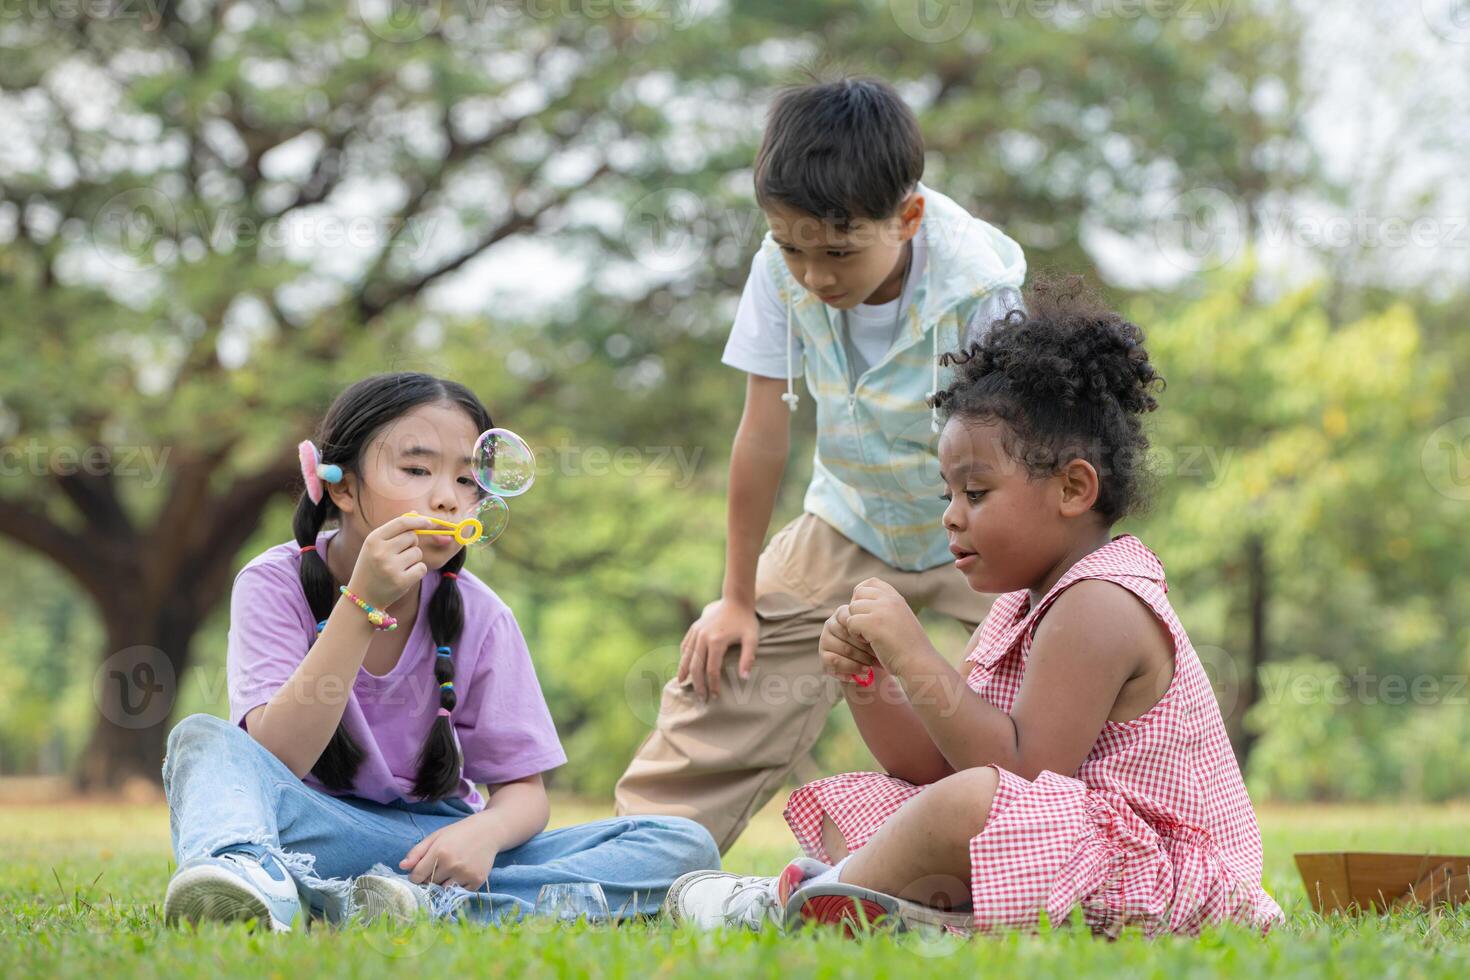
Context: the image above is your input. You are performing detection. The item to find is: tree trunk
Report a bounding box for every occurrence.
[57,452,299,792]
[78,707,172,793]
[1225,534,1268,767]
[76,601,201,792]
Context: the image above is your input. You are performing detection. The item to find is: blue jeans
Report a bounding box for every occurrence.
[162,714,720,924]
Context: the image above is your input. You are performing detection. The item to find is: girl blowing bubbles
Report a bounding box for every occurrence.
[665,278,1283,937]
[163,372,717,931]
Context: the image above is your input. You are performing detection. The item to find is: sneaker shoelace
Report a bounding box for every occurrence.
[219,850,268,877]
[718,875,783,928]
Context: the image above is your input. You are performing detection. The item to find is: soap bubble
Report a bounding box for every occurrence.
[473,428,536,498]
[470,494,510,546]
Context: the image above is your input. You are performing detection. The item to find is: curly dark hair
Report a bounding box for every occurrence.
[929,276,1166,523]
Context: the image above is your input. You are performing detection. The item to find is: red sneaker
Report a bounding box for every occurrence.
[783,880,974,937]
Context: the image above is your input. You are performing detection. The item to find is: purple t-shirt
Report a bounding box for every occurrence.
[226,529,567,810]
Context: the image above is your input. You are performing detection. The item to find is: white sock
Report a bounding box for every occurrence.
[802,855,853,889]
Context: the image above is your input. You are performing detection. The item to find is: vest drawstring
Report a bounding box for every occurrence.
[927,323,940,432]
[781,293,800,413]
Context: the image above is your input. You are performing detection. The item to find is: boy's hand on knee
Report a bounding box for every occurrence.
[678,598,760,701]
[821,604,879,683]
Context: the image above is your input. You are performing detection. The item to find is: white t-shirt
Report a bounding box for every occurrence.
[722,232,1022,380]
[841,294,905,378]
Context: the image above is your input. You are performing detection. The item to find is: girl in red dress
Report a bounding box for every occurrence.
[664,277,1283,937]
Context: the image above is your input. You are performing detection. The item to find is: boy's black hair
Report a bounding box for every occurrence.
[754,74,925,227]
[930,276,1166,523]
[292,371,493,800]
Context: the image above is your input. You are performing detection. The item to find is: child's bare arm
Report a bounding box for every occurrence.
[1001,581,1173,774]
[846,672,956,785]
[846,623,987,785]
[475,772,552,851]
[398,773,550,889]
[820,605,954,784]
[678,374,790,700]
[850,578,1157,780]
[244,514,435,777]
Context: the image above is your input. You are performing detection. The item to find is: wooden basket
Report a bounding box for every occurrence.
[1295,852,1470,914]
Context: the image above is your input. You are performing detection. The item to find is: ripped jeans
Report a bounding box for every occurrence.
[162,714,720,924]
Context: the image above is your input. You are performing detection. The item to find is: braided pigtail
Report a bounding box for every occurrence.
[286,370,494,800]
[292,487,365,790]
[411,545,467,799]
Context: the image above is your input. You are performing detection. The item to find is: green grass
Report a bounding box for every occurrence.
[3,795,1469,978]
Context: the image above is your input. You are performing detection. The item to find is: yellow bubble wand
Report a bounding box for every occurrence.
[403,428,535,549]
[406,511,486,547]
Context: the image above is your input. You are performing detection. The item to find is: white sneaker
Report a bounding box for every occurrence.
[351,873,431,924]
[164,843,301,932]
[663,858,829,930]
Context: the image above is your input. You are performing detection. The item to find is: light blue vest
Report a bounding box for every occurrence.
[762,183,1026,571]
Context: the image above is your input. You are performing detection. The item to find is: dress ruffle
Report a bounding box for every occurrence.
[784,766,1283,936]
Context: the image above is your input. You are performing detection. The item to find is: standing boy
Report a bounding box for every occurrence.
[616,76,1026,853]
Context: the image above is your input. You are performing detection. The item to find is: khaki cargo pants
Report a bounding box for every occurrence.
[613,512,995,854]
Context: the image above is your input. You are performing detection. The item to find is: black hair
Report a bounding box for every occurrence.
[754,73,925,227]
[930,276,1166,524]
[292,371,493,800]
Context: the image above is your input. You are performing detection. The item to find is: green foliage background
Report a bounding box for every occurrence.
[1,1,1466,803]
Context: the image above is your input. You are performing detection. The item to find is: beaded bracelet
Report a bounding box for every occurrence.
[338,586,398,631]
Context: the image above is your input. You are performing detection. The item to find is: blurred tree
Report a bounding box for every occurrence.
[1129,264,1465,766]
[0,0,687,787]
[0,0,1311,789]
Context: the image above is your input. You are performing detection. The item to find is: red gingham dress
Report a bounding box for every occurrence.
[784,534,1283,936]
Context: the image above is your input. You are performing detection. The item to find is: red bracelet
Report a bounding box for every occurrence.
[338,586,398,631]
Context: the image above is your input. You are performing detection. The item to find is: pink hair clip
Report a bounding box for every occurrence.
[297,440,343,505]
